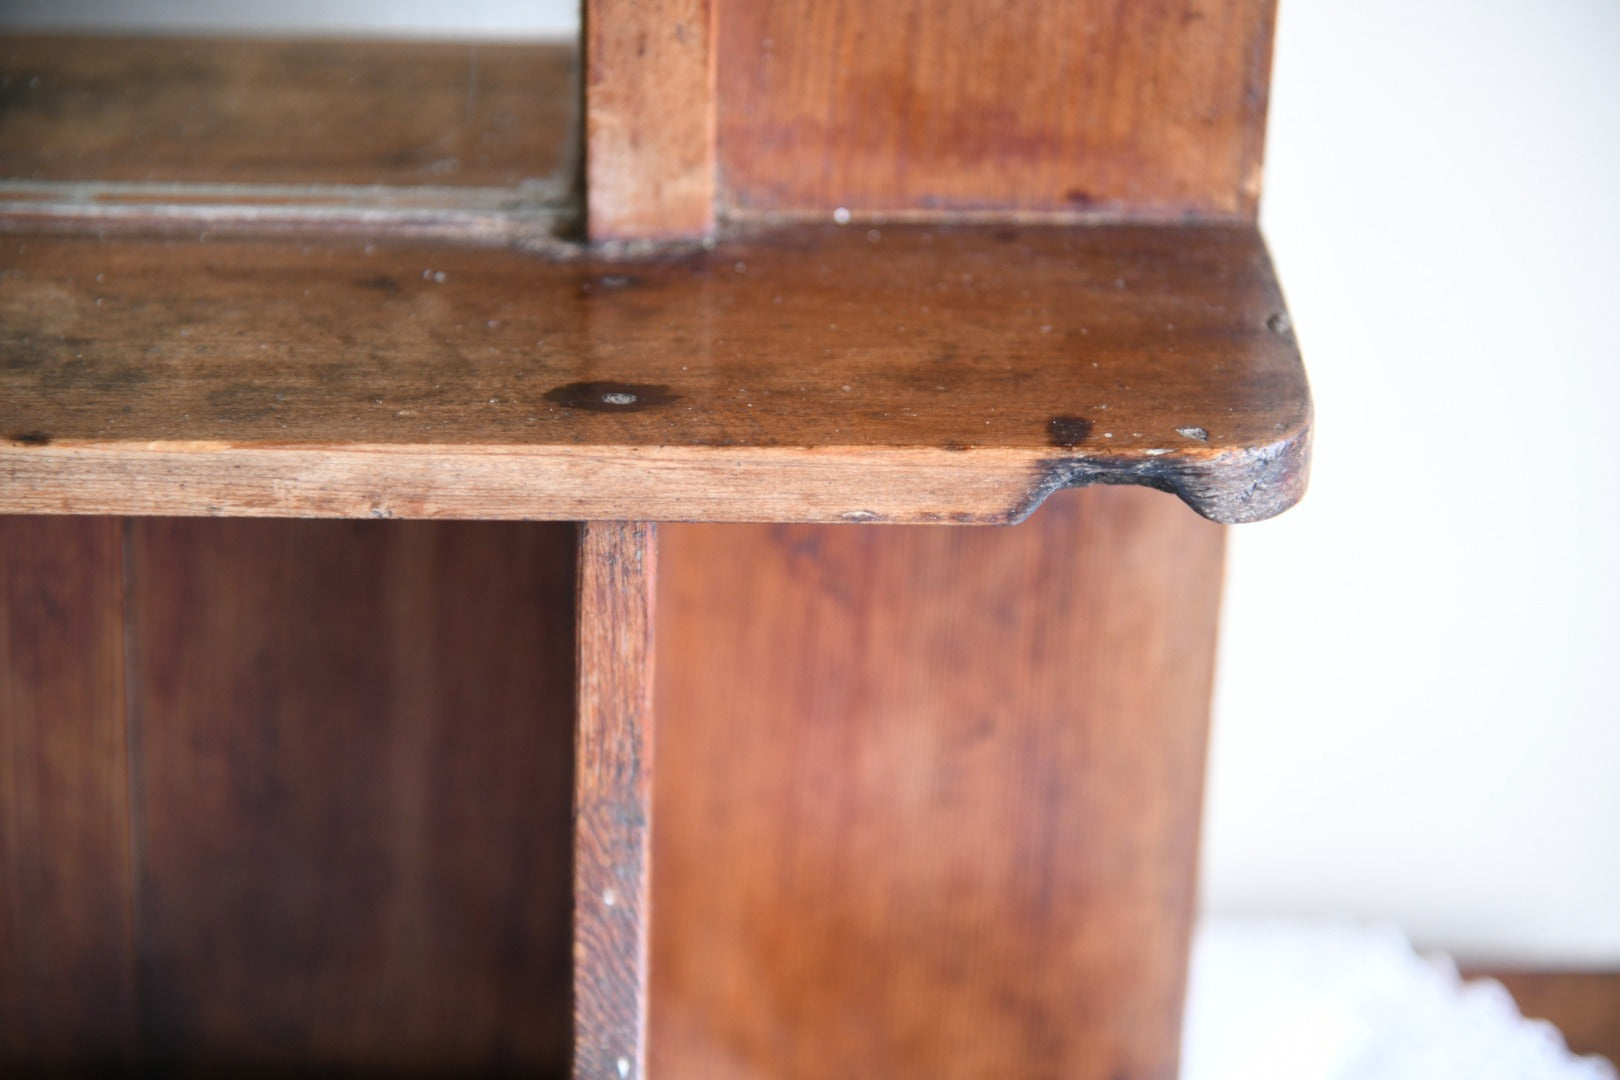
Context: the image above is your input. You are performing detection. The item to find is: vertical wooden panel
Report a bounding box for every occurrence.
[127,519,576,1073]
[0,516,136,1067]
[715,0,1276,220]
[651,487,1225,1080]
[575,522,657,1080]
[585,0,715,239]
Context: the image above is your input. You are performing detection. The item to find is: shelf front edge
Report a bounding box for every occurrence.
[1,223,1310,525]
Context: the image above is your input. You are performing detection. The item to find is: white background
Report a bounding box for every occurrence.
[6,0,1617,966]
[1209,0,1620,966]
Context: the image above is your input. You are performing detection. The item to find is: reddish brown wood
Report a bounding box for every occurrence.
[0,36,575,190]
[714,0,1276,221]
[0,516,136,1069]
[585,0,714,239]
[1466,969,1620,1065]
[575,522,657,1080]
[0,224,1309,525]
[0,36,574,242]
[125,519,576,1072]
[650,487,1225,1080]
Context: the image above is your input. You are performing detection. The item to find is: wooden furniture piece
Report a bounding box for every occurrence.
[0,5,1309,1078]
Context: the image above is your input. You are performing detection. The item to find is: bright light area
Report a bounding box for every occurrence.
[1208,0,1620,965]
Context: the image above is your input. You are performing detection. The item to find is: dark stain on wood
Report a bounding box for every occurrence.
[10,432,52,446]
[545,381,678,413]
[1047,416,1093,448]
[1032,418,1311,525]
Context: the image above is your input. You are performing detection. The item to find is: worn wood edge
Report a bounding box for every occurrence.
[0,436,1309,525]
[1025,415,1312,525]
[574,521,656,1080]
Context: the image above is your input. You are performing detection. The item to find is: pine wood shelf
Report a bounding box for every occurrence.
[2,17,1311,1080]
[0,222,1307,525]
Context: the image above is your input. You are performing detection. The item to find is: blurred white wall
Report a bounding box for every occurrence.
[6,0,1616,965]
[1209,0,1620,965]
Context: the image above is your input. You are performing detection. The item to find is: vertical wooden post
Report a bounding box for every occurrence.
[574,522,658,1080]
[584,0,715,240]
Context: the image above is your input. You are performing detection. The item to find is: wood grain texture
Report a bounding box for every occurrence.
[715,0,1276,221]
[585,0,714,239]
[0,224,1308,524]
[126,519,576,1073]
[650,486,1226,1080]
[1466,969,1620,1065]
[0,36,575,242]
[575,522,657,1080]
[0,516,136,1068]
[0,35,575,189]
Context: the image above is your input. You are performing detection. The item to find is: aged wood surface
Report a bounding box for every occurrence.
[575,522,657,1080]
[650,487,1225,1080]
[715,0,1276,221]
[0,36,575,241]
[125,519,576,1072]
[0,224,1308,524]
[0,516,136,1068]
[0,35,574,189]
[585,0,714,239]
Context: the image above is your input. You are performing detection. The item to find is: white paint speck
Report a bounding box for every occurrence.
[617,1057,631,1078]
[603,888,617,907]
[602,392,637,406]
[833,207,852,225]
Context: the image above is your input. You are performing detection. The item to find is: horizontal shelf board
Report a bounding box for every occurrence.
[0,35,574,236]
[0,223,1310,524]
